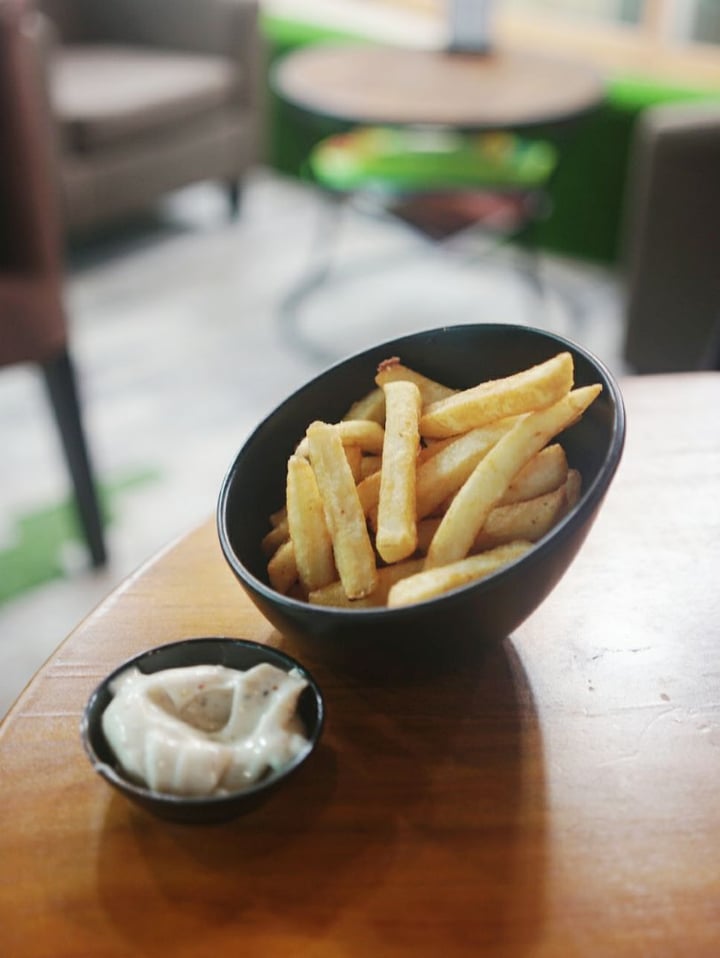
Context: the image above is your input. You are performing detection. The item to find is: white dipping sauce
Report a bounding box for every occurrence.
[101,662,310,797]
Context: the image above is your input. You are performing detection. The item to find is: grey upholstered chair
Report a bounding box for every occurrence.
[32,0,262,235]
[621,101,720,373]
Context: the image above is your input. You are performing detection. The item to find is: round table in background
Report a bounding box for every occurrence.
[271,42,607,364]
[273,44,605,131]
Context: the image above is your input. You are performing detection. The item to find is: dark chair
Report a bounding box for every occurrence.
[0,0,106,567]
[621,101,720,373]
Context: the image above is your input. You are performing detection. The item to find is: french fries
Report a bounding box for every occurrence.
[499,443,568,505]
[344,445,364,484]
[414,470,580,554]
[473,475,577,551]
[359,454,382,479]
[261,353,601,608]
[267,539,297,595]
[424,385,600,569]
[388,541,534,607]
[414,417,520,520]
[306,421,378,600]
[375,358,456,407]
[261,518,289,557]
[286,455,336,592]
[343,387,385,424]
[309,558,424,608]
[294,419,385,458]
[375,380,422,563]
[420,352,574,438]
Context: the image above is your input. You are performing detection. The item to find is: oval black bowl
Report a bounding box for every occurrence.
[217,324,625,658]
[81,637,325,824]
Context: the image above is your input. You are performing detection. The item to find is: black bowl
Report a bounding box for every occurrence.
[217,324,625,656]
[81,637,325,824]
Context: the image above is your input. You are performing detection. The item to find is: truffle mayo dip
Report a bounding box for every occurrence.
[101,663,310,797]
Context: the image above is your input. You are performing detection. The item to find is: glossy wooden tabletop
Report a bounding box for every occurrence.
[273,44,605,130]
[1,373,719,957]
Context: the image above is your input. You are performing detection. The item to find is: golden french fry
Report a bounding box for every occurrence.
[417,436,458,463]
[286,582,308,602]
[499,443,568,505]
[261,518,289,557]
[375,359,456,407]
[415,417,520,520]
[306,421,378,599]
[286,455,336,592]
[416,516,441,554]
[417,471,573,554]
[309,558,425,608]
[425,385,601,568]
[376,380,422,564]
[564,468,582,509]
[267,539,297,595]
[295,420,385,458]
[345,445,363,484]
[295,419,385,459]
[429,445,567,520]
[356,469,382,523]
[388,541,533,607]
[343,387,385,424]
[473,484,569,551]
[359,454,382,479]
[420,352,574,438]
[269,507,287,528]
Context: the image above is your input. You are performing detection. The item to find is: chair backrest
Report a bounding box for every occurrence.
[621,102,720,372]
[0,0,67,367]
[36,0,251,53]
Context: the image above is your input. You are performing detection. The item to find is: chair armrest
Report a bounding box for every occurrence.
[635,101,720,144]
[217,0,264,111]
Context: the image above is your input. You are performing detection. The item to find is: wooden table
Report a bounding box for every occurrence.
[2,373,719,957]
[272,42,606,365]
[273,43,605,131]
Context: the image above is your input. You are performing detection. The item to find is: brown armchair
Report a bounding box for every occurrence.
[621,101,720,373]
[1,0,106,566]
[33,0,262,235]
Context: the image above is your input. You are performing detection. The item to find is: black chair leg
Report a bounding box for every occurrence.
[226,180,242,218]
[41,350,107,568]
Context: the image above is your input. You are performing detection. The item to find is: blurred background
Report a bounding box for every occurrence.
[1,0,719,716]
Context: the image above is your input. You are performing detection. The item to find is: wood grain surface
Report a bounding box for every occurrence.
[273,44,605,130]
[1,373,719,957]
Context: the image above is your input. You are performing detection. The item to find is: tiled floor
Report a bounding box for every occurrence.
[0,169,629,718]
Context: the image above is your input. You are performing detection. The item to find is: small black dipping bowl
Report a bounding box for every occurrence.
[81,637,325,824]
[217,324,625,658]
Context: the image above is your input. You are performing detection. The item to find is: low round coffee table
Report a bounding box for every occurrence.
[272,42,605,362]
[273,44,605,132]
